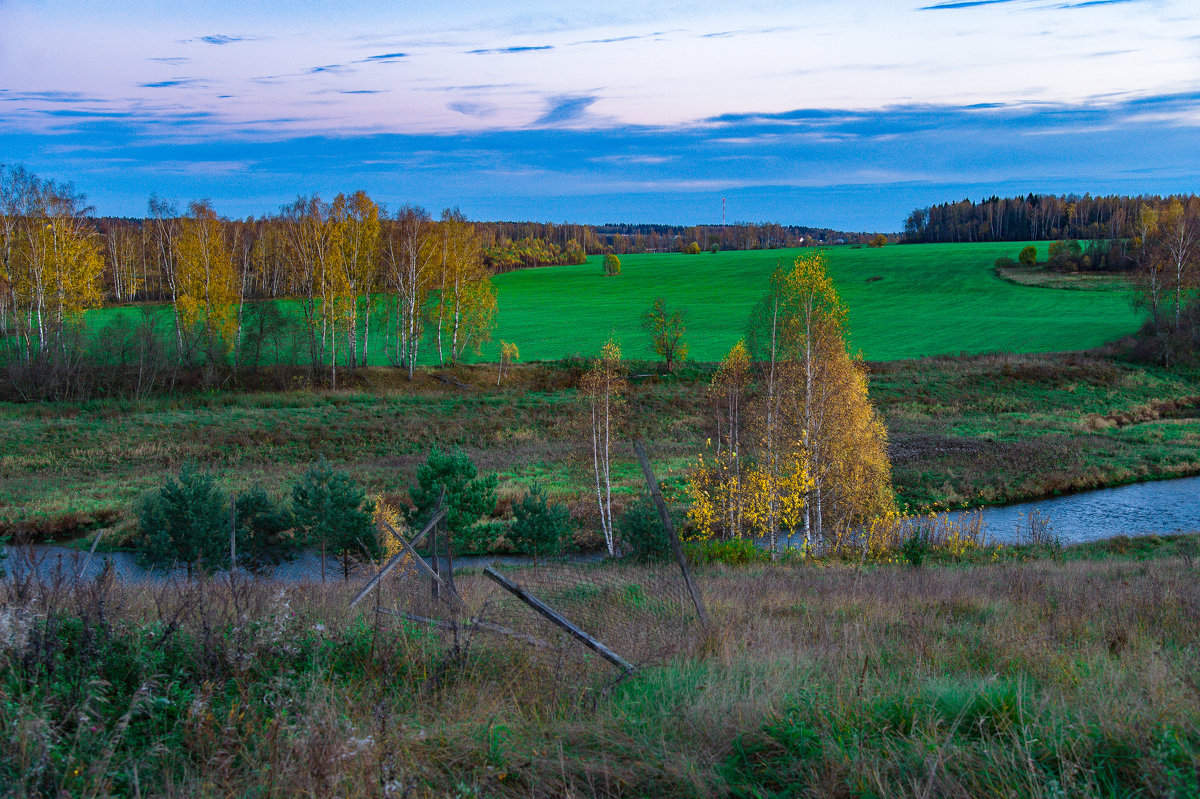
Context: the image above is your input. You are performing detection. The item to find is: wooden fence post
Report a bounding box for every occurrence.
[633,440,710,630]
[229,496,237,575]
[373,514,464,608]
[350,508,447,608]
[483,566,635,673]
[430,487,445,600]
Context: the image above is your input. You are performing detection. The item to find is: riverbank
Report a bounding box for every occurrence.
[2,351,1199,546]
[2,532,1196,797]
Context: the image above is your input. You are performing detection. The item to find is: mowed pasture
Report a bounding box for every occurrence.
[83,242,1141,364]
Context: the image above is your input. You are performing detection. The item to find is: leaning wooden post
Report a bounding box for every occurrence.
[430,487,445,600]
[441,490,456,595]
[229,495,238,576]
[633,440,710,630]
[483,566,634,673]
[75,528,106,583]
[350,508,447,608]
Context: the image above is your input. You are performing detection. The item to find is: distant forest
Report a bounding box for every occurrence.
[477,220,877,257]
[903,194,1200,244]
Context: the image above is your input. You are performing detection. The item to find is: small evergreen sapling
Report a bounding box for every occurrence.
[137,461,230,576]
[510,483,571,561]
[235,485,297,571]
[618,494,672,562]
[408,446,498,553]
[292,461,378,581]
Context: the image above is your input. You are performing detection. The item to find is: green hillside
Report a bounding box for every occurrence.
[487,242,1141,362]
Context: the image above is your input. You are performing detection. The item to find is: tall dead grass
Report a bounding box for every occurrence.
[1,537,1197,797]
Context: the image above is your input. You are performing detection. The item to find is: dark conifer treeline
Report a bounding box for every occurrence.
[903,194,1199,244]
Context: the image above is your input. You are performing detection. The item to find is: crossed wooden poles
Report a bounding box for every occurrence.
[350,440,709,675]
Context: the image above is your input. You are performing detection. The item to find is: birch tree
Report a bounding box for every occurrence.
[331,191,380,369]
[174,200,238,359]
[428,210,495,365]
[724,252,894,551]
[1157,197,1199,332]
[579,338,626,556]
[382,205,432,378]
[8,174,103,359]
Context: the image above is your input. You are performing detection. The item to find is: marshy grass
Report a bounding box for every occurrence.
[1,534,1197,796]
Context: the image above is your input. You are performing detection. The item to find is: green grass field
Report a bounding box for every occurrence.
[83,242,1141,365]
[489,242,1141,362]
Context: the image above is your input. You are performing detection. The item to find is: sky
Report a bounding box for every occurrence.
[1,0,1198,230]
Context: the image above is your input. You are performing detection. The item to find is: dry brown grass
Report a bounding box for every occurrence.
[2,538,1198,797]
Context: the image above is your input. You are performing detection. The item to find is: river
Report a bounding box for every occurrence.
[5,476,1198,583]
[974,474,1200,544]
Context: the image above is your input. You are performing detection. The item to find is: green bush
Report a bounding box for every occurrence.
[687,537,768,565]
[994,256,1016,268]
[603,253,621,276]
[292,461,378,580]
[137,462,231,576]
[457,519,508,554]
[510,483,571,560]
[408,446,498,554]
[1019,244,1038,265]
[901,530,928,567]
[618,495,672,562]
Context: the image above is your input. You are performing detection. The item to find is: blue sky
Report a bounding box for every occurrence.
[2,0,1198,230]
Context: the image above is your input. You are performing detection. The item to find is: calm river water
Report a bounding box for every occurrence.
[974,474,1200,544]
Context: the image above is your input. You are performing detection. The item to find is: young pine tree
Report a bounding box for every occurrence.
[407,446,498,553]
[292,462,378,581]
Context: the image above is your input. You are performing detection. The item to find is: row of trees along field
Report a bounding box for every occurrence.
[476,220,879,255]
[0,165,503,396]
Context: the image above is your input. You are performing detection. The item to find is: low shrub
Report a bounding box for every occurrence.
[901,530,928,567]
[687,537,768,565]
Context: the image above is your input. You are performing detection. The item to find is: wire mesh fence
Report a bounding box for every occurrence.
[367,548,704,687]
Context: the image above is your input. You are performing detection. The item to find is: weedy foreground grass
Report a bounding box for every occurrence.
[1,535,1197,797]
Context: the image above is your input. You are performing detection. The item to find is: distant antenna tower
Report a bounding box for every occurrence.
[721,197,726,246]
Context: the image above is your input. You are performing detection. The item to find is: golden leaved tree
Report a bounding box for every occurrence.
[428,210,496,365]
[174,200,239,359]
[382,205,434,379]
[688,252,893,554]
[331,191,380,369]
[1,168,103,359]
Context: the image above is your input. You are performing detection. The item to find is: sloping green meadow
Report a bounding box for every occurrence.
[81,242,1141,364]
[489,242,1141,362]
